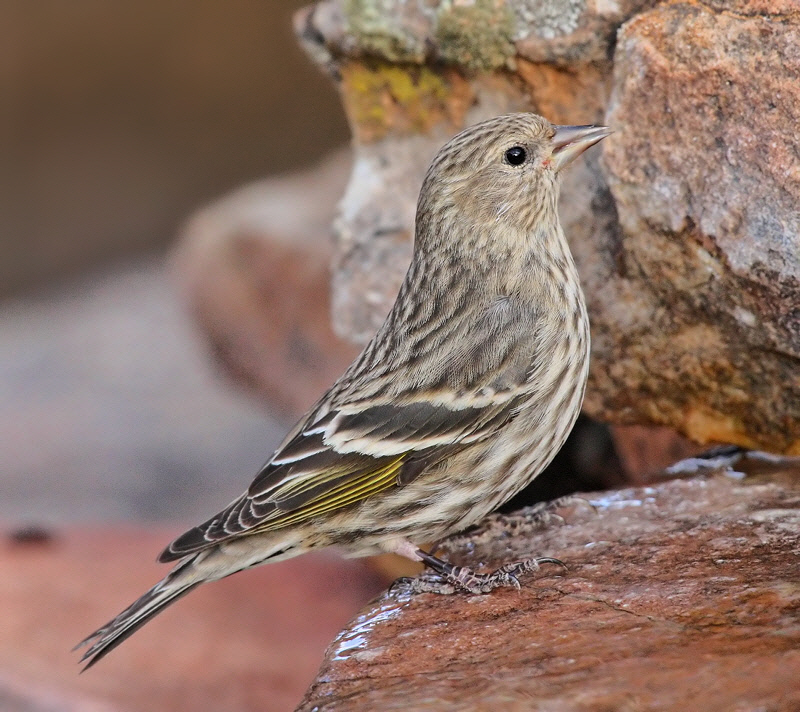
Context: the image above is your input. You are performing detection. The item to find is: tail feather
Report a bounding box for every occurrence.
[76,565,200,671]
[76,535,298,669]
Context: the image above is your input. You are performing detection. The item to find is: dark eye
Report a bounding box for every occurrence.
[505,146,526,165]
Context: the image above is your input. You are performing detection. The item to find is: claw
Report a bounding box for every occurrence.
[388,576,415,595]
[400,549,566,595]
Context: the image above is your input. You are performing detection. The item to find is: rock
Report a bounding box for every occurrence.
[296,0,655,70]
[0,526,384,712]
[598,1,800,453]
[173,149,360,420]
[291,0,800,454]
[0,259,289,525]
[298,464,800,711]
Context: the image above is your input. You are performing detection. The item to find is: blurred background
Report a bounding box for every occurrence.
[0,1,350,526]
[1,1,349,294]
[0,5,374,711]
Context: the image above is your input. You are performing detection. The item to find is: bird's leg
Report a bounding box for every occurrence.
[387,539,565,595]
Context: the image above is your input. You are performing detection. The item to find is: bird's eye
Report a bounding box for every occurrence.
[505,146,527,165]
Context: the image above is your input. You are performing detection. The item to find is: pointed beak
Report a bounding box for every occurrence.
[550,124,612,171]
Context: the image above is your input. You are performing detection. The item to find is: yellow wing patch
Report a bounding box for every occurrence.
[252,455,406,532]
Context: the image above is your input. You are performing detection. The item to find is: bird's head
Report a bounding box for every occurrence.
[416,113,611,244]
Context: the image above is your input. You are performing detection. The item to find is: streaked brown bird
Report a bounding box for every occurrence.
[78,113,610,668]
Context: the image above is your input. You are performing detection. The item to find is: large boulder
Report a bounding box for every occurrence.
[600,2,800,452]
[292,0,800,454]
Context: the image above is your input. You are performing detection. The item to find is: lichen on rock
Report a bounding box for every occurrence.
[434,0,516,71]
[342,0,432,63]
[339,61,467,142]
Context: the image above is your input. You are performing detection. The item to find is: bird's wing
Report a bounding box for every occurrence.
[159,296,539,562]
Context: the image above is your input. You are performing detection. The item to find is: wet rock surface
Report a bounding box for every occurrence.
[289,0,800,453]
[298,465,800,711]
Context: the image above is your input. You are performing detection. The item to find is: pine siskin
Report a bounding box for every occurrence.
[77,113,610,668]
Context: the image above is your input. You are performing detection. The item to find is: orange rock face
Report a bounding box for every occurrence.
[601,2,800,454]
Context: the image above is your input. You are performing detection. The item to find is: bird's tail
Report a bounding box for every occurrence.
[75,555,203,670]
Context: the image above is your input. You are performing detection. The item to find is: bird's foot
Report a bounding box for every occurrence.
[391,550,566,595]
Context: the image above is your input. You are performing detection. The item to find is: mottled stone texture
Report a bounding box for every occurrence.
[298,466,800,711]
[600,2,800,453]
[295,0,800,453]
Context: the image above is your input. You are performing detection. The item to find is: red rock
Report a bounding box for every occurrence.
[610,424,704,483]
[298,467,800,711]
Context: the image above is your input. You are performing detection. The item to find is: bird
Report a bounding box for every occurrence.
[77,112,610,669]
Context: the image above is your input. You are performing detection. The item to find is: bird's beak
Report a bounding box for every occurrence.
[550,124,612,171]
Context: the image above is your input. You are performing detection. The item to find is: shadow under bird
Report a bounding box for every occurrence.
[77,112,611,669]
